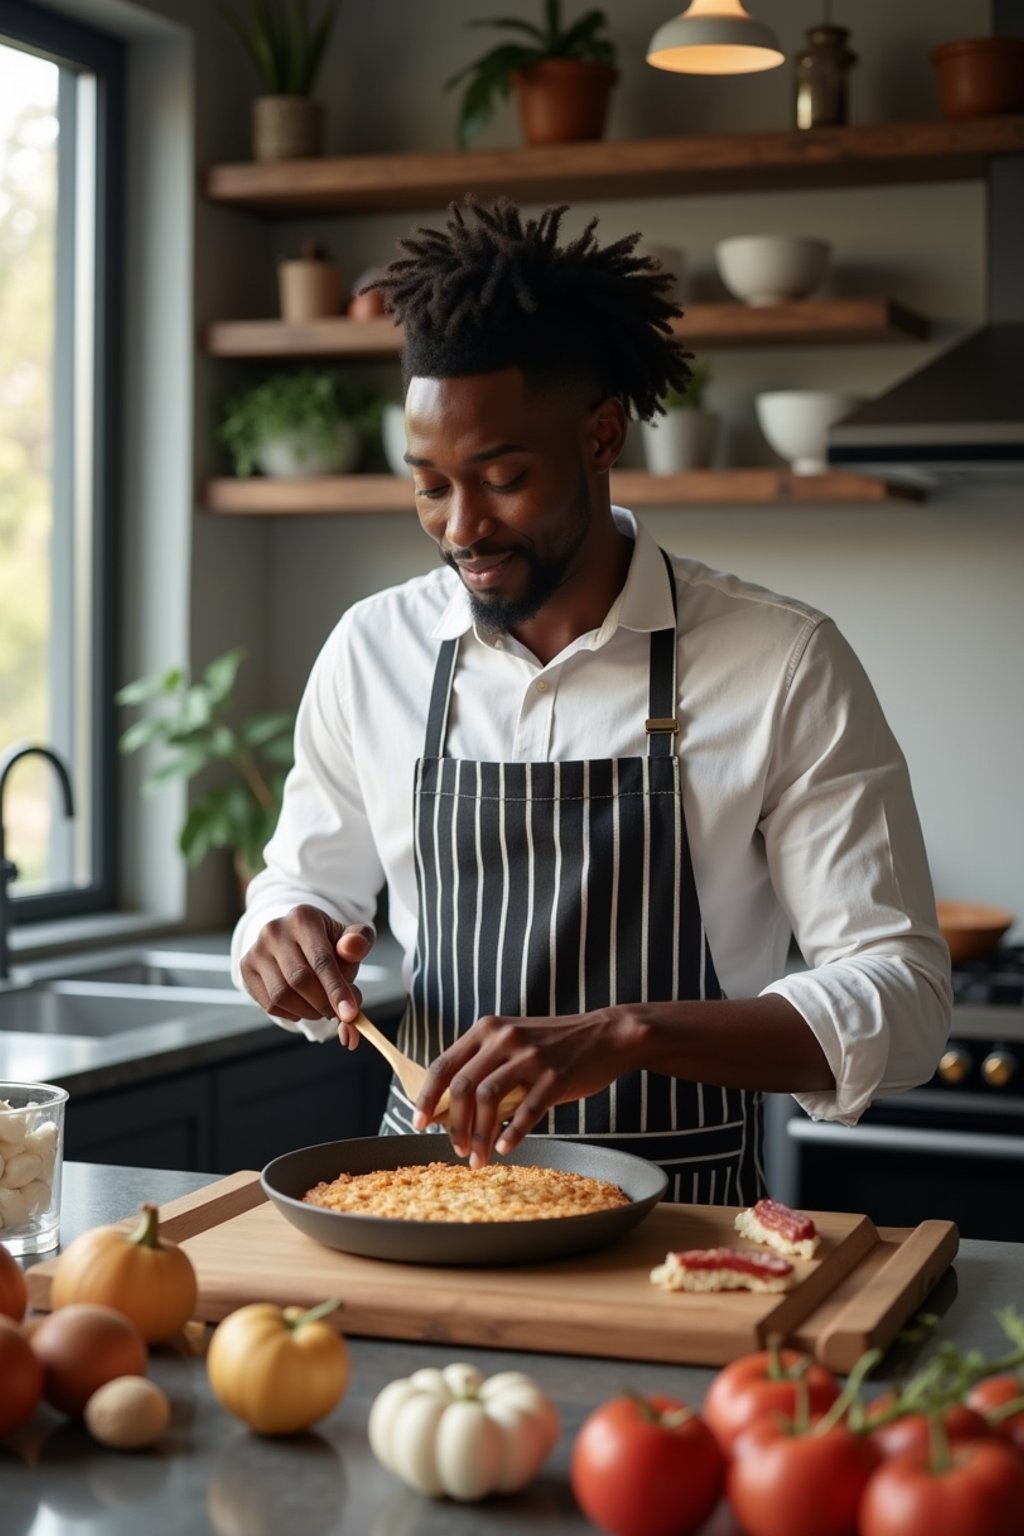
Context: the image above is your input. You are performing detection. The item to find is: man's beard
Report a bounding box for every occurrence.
[445,487,592,635]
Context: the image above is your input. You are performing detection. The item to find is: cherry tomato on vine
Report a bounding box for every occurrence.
[704,1348,840,1454]
[571,1394,725,1536]
[858,1437,1024,1536]
[866,1398,991,1460]
[727,1415,880,1536]
[966,1374,1024,1454]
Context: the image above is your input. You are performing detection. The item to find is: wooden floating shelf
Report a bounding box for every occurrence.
[203,470,922,516]
[204,116,1024,215]
[203,298,928,359]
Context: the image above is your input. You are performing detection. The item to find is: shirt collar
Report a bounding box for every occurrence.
[428,506,676,644]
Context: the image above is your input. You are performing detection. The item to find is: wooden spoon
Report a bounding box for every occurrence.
[351,1012,526,1130]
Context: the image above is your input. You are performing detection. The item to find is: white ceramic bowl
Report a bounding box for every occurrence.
[715,235,831,306]
[381,403,413,477]
[755,390,860,475]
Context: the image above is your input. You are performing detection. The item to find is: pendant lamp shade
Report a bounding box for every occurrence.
[647,1,784,75]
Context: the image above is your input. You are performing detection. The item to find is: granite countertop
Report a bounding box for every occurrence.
[0,933,406,1098]
[3,1161,1022,1536]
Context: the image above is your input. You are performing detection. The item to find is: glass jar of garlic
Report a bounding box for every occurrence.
[0,1082,68,1255]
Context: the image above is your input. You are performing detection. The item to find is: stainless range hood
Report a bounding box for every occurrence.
[830,5,1024,487]
[828,324,1024,485]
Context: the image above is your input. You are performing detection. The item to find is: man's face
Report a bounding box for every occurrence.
[403,369,612,633]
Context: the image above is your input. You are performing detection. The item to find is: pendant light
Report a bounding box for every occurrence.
[647,1,784,75]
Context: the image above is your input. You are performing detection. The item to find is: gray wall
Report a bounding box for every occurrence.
[48,0,1024,932]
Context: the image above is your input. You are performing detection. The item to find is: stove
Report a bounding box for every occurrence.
[775,942,1024,1240]
[952,944,1024,1009]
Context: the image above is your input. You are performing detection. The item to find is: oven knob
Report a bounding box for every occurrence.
[982,1051,1017,1089]
[938,1047,972,1084]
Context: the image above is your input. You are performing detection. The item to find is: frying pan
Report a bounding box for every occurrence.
[261,1134,667,1266]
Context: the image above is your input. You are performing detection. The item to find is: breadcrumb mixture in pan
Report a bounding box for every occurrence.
[302,1161,630,1223]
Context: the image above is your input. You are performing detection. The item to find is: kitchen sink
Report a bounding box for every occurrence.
[0,944,399,1041]
[51,948,393,989]
[0,981,257,1037]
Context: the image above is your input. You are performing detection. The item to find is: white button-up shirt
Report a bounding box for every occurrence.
[231,508,951,1125]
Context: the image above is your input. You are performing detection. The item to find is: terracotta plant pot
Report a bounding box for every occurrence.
[512,59,618,146]
[252,95,324,161]
[930,37,1024,119]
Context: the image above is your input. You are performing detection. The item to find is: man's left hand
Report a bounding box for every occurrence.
[412,1008,643,1167]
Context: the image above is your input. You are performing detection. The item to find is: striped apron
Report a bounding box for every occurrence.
[380,550,765,1204]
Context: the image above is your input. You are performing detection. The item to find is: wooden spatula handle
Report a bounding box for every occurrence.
[432,1083,528,1128]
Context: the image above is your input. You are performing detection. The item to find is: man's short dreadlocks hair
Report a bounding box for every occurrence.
[368,198,692,423]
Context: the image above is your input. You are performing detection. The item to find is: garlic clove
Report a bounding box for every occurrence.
[2,1151,43,1190]
[0,1186,29,1228]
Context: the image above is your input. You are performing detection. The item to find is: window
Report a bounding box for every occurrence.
[0,1,122,921]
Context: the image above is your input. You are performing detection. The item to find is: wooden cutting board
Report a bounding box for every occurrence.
[27,1171,958,1372]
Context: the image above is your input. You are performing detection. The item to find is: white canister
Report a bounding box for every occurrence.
[641,409,717,473]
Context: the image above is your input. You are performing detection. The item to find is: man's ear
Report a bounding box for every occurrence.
[586,396,628,472]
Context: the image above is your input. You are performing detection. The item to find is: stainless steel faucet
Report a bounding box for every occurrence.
[0,743,76,982]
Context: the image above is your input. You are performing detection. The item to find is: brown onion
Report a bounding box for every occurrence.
[0,1242,27,1322]
[0,1315,44,1435]
[31,1303,148,1415]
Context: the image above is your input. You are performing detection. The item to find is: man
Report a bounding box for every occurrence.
[231,199,951,1202]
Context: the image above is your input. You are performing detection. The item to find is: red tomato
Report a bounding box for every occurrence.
[966,1375,1024,1452]
[867,1401,991,1460]
[727,1415,881,1536]
[571,1394,725,1536]
[0,1316,44,1437]
[859,1438,1024,1536]
[704,1348,840,1453]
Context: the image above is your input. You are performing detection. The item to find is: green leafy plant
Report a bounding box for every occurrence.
[446,0,617,149]
[217,369,376,477]
[220,0,341,96]
[116,648,293,882]
[662,357,713,412]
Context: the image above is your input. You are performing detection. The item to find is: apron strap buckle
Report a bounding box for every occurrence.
[644,716,679,735]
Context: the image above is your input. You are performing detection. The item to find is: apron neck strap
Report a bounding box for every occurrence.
[646,549,679,758]
[424,637,459,760]
[423,550,680,760]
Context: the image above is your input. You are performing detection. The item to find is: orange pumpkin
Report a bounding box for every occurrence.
[207,1299,349,1435]
[50,1202,197,1343]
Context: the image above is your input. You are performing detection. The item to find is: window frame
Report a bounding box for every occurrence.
[1,0,122,923]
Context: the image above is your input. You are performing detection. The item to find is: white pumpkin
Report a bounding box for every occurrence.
[368,1362,559,1502]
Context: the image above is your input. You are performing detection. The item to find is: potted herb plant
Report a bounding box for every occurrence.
[220,0,340,161]
[116,648,293,886]
[446,0,618,149]
[217,369,373,478]
[640,358,718,474]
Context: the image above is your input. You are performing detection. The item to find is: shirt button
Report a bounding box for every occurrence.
[536,679,549,694]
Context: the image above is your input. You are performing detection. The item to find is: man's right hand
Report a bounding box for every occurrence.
[239,906,376,1049]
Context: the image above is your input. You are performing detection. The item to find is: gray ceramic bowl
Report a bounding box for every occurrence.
[261,1134,667,1266]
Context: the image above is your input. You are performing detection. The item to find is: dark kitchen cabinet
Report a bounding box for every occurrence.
[64,1072,216,1171]
[64,1011,398,1175]
[210,1021,394,1172]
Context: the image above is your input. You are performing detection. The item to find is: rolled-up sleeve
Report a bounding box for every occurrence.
[229,617,386,1042]
[756,619,952,1124]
